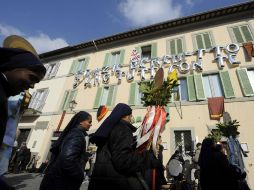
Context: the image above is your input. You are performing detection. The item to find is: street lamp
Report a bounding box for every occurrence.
[69,100,77,113]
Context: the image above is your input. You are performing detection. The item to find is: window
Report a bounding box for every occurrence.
[203,74,224,98]
[194,32,213,49]
[109,52,121,67]
[128,82,143,105]
[230,25,254,43]
[103,50,125,67]
[236,68,254,97]
[44,63,59,79]
[69,57,89,74]
[247,70,254,91]
[141,45,152,59]
[167,37,184,55]
[172,78,188,101]
[174,130,192,153]
[135,43,157,60]
[60,89,78,111]
[29,88,49,111]
[93,85,118,108]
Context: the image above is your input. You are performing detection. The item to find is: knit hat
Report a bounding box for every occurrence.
[97,105,109,122]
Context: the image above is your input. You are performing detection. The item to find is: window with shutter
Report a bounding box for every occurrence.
[141,45,152,59]
[171,78,188,102]
[93,86,118,108]
[237,68,254,96]
[29,89,49,111]
[194,32,213,49]
[110,51,121,67]
[44,63,59,79]
[168,38,184,55]
[194,74,206,100]
[187,75,197,101]
[203,74,224,98]
[230,25,254,43]
[128,82,142,105]
[59,89,78,111]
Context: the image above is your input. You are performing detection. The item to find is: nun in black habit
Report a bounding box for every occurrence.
[88,103,160,190]
[40,111,92,190]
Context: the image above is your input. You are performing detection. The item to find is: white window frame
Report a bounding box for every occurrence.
[203,74,224,98]
[167,37,185,55]
[192,31,215,50]
[247,69,254,92]
[29,88,49,111]
[109,51,121,67]
[44,63,59,79]
[141,45,152,59]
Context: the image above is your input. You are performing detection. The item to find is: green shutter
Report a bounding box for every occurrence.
[187,75,197,101]
[128,83,137,105]
[176,38,183,54]
[106,86,117,107]
[196,34,204,49]
[236,68,254,96]
[241,25,253,42]
[103,53,110,67]
[93,87,103,108]
[69,59,78,74]
[135,46,142,54]
[82,57,90,72]
[194,74,206,100]
[219,71,235,98]
[119,49,125,65]
[60,91,69,111]
[170,40,176,55]
[151,43,157,58]
[203,33,212,49]
[232,27,244,43]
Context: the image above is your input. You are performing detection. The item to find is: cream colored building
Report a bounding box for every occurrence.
[18,1,254,188]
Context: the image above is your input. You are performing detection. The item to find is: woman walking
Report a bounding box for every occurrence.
[40,111,92,190]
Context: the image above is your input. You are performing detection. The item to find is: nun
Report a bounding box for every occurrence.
[89,103,161,190]
[40,111,92,190]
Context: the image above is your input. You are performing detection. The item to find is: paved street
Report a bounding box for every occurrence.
[3,173,89,190]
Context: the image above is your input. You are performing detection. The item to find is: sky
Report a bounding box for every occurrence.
[0,0,248,54]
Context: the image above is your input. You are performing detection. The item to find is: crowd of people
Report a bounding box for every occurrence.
[0,42,251,190]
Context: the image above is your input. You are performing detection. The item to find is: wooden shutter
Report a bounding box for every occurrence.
[176,38,183,54]
[50,63,60,78]
[38,89,49,111]
[93,87,103,108]
[103,53,110,67]
[82,57,90,72]
[128,83,137,105]
[106,85,118,107]
[196,34,204,49]
[69,59,78,74]
[219,71,235,98]
[119,49,125,65]
[60,91,69,111]
[241,25,253,42]
[170,40,176,55]
[187,75,197,101]
[203,33,212,49]
[194,74,206,100]
[135,46,142,54]
[151,43,157,58]
[236,68,254,96]
[232,27,244,43]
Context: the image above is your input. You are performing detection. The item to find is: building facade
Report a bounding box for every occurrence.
[18,1,254,187]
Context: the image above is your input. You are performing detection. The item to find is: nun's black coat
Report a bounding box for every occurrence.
[40,126,88,190]
[88,120,153,190]
[0,74,8,147]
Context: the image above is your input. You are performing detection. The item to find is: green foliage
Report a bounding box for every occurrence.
[139,78,178,106]
[216,120,240,138]
[207,119,240,141]
[207,129,222,142]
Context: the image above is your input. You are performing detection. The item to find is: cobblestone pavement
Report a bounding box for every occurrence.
[3,173,89,190]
